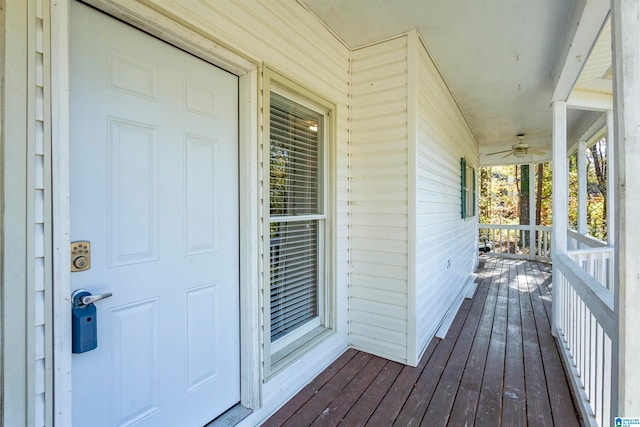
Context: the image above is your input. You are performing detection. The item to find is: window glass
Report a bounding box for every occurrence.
[265,76,333,373]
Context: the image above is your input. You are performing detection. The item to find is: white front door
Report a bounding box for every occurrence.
[70,3,240,426]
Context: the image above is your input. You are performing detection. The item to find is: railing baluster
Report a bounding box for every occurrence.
[603,334,612,427]
[478,224,551,260]
[590,313,597,412]
[596,325,604,422]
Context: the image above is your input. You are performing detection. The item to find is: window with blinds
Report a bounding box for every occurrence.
[268,91,326,354]
[461,157,476,218]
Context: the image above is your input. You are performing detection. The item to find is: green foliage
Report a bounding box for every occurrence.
[480,137,608,242]
[568,138,608,240]
[538,162,553,226]
[479,164,552,226]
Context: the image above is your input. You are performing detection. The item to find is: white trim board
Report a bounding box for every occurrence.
[435,274,477,339]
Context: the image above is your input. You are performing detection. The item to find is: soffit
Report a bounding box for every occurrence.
[299,0,606,166]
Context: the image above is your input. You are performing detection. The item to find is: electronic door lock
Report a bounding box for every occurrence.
[71,240,91,272]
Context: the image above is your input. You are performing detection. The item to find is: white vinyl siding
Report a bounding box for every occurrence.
[349,32,479,366]
[414,35,479,359]
[350,36,409,363]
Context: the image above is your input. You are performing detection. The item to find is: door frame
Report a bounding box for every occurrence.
[51,1,261,424]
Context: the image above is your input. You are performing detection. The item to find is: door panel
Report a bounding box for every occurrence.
[70,2,240,426]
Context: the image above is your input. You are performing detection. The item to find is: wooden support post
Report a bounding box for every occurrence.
[577,140,588,237]
[606,109,615,247]
[612,0,640,417]
[552,100,568,337]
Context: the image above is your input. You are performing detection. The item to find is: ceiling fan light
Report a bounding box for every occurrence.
[513,151,527,158]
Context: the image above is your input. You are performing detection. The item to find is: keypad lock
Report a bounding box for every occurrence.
[71,240,91,272]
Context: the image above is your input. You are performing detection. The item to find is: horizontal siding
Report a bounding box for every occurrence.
[413,37,479,359]
[350,36,409,364]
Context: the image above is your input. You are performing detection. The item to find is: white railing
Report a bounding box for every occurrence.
[554,254,614,427]
[568,229,607,250]
[478,224,552,260]
[568,247,614,291]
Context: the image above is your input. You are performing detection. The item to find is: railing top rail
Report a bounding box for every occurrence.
[567,228,608,248]
[567,247,615,256]
[479,224,551,231]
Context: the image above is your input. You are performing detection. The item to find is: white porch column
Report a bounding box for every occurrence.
[577,140,588,236]
[529,163,536,259]
[606,109,615,246]
[612,0,640,416]
[552,100,568,336]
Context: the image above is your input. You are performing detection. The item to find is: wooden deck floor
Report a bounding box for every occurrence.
[263,257,581,426]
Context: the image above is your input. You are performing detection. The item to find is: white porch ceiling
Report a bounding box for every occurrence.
[299,0,611,166]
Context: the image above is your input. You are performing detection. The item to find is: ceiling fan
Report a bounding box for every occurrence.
[486,134,548,158]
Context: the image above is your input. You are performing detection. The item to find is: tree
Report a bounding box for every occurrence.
[518,164,530,246]
[587,138,607,239]
[480,163,553,227]
[535,163,544,226]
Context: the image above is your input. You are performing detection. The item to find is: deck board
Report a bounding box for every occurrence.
[364,339,436,426]
[392,300,474,426]
[446,259,500,426]
[422,260,494,426]
[339,360,403,426]
[475,258,510,426]
[263,257,582,426]
[525,261,581,426]
[282,353,373,426]
[501,262,527,426]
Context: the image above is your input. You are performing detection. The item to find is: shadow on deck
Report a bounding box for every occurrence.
[263,257,581,426]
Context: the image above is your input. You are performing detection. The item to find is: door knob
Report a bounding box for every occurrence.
[72,289,112,307]
[71,289,113,353]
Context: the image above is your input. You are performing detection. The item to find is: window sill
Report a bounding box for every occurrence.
[268,325,334,379]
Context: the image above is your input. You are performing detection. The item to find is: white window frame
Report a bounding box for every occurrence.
[262,66,335,378]
[461,157,476,219]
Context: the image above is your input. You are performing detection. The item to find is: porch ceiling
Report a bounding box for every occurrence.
[299,0,611,166]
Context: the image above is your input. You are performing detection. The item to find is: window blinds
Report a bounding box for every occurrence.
[269,92,322,341]
[270,94,321,217]
[270,221,318,340]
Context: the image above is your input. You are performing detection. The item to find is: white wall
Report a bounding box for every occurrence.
[349,33,479,366]
[413,35,479,360]
[350,36,410,364]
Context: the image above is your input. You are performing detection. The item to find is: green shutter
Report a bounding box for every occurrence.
[472,167,476,216]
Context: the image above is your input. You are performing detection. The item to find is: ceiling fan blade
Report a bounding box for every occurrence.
[530,149,547,156]
[502,151,514,158]
[486,149,513,156]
